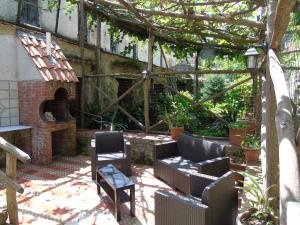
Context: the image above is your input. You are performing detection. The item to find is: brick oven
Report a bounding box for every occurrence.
[17,31,78,164]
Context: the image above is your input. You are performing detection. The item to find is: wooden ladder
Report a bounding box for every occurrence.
[0,137,31,225]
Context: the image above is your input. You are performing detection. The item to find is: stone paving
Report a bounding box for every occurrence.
[0,155,174,225]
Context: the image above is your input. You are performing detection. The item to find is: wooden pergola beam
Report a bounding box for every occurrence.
[100,78,144,114]
[169,0,265,6]
[135,8,264,29]
[270,0,296,49]
[83,68,251,78]
[90,0,264,49]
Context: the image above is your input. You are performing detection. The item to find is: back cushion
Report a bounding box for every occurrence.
[95,131,124,153]
[177,134,225,162]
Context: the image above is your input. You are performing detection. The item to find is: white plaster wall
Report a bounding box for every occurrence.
[153,44,161,66]
[16,40,41,81]
[0,0,18,23]
[0,34,17,81]
[0,34,19,126]
[39,0,56,31]
[137,41,148,63]
[40,0,78,40]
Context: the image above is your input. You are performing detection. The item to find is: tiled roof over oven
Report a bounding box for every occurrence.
[17,31,78,82]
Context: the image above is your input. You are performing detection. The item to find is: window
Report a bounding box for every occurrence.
[110,37,117,54]
[20,0,40,27]
[132,44,138,59]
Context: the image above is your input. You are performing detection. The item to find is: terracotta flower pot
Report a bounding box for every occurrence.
[230,161,246,187]
[170,127,184,140]
[246,119,256,134]
[244,147,260,163]
[229,128,246,147]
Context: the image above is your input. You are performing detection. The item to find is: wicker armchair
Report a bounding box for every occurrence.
[155,171,238,225]
[91,131,131,180]
[153,134,230,194]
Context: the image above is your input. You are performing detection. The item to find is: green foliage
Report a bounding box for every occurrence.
[202,76,226,105]
[241,134,261,149]
[161,91,196,128]
[195,129,227,137]
[220,75,252,122]
[228,121,247,129]
[240,172,276,224]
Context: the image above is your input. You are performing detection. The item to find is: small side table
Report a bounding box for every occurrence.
[96,164,135,221]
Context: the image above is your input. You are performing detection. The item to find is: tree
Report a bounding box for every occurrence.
[202,76,226,105]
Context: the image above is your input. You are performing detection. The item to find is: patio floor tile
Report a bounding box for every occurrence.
[0,155,174,225]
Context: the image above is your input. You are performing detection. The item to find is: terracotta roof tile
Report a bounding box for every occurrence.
[40,68,53,81]
[17,31,78,82]
[27,45,42,57]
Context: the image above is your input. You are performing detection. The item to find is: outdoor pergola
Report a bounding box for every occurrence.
[0,0,296,225]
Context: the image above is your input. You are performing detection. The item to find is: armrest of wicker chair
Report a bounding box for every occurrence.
[197,157,230,177]
[153,141,178,160]
[124,139,131,159]
[155,190,208,225]
[189,173,218,198]
[91,139,96,180]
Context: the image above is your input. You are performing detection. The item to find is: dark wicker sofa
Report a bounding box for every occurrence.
[153,134,230,194]
[155,171,238,225]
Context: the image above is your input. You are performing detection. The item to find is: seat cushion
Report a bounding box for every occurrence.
[160,156,198,175]
[97,152,126,161]
[177,134,225,163]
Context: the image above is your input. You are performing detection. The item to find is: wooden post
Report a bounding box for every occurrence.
[265,66,279,215]
[96,15,101,74]
[55,0,61,33]
[159,43,169,70]
[96,15,102,106]
[268,49,300,225]
[195,50,200,99]
[264,0,280,219]
[252,72,257,115]
[6,153,18,225]
[255,72,262,135]
[79,0,85,128]
[16,0,22,24]
[144,31,154,133]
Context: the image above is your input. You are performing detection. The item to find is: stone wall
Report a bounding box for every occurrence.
[76,129,173,165]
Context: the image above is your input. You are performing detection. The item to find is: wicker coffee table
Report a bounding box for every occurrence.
[96,164,135,221]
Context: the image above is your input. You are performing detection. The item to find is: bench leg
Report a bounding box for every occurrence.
[115,190,121,221]
[130,185,135,217]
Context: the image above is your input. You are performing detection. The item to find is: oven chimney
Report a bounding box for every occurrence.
[46,32,51,56]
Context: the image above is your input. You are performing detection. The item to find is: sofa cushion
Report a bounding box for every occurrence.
[160,156,199,175]
[177,134,225,163]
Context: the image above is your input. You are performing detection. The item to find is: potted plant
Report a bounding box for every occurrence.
[227,148,246,186]
[241,134,261,163]
[238,112,256,134]
[164,112,190,140]
[239,172,277,225]
[228,121,247,146]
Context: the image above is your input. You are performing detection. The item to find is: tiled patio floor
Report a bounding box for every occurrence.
[0,155,174,225]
